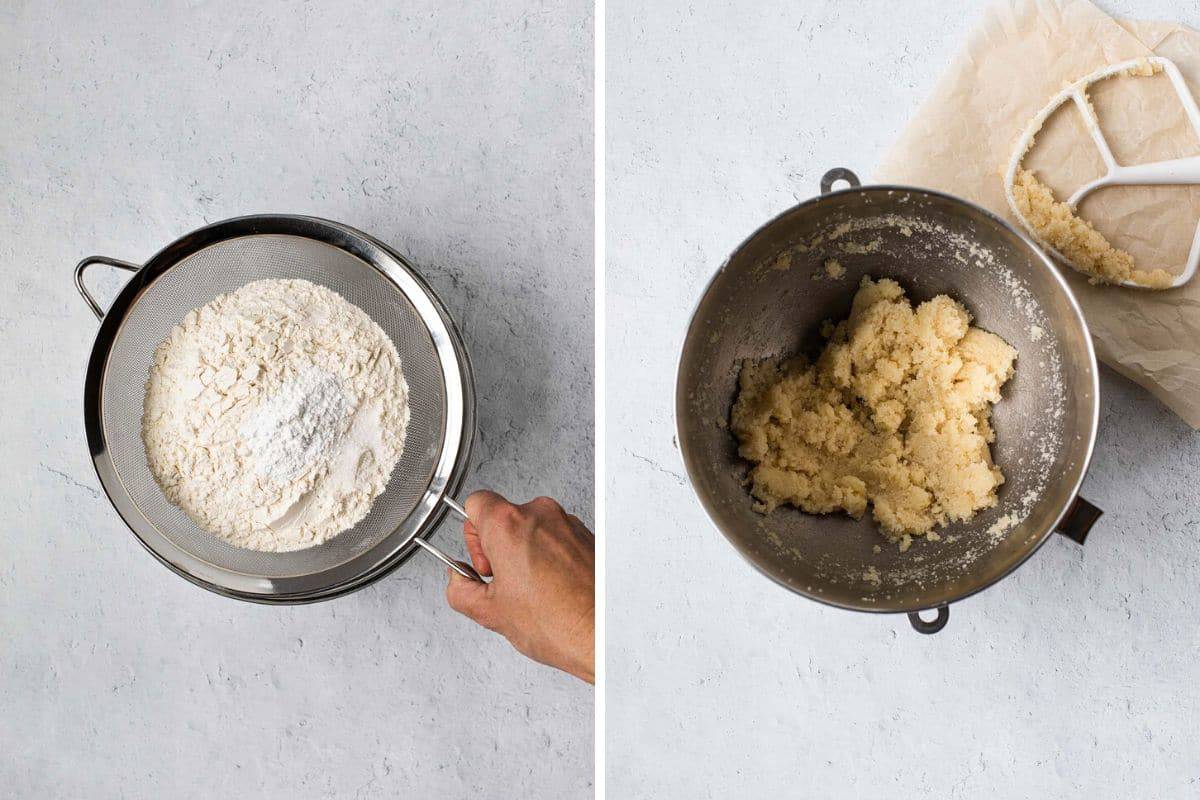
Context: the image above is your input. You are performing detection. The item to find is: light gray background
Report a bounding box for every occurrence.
[608,1,1199,797]
[0,1,592,798]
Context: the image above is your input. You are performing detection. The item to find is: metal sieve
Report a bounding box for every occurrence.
[77,215,481,603]
[677,169,1103,634]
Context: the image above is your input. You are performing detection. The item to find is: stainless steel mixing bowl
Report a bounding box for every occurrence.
[676,169,1102,633]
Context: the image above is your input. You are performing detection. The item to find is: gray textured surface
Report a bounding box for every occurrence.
[0,1,593,797]
[607,1,1200,796]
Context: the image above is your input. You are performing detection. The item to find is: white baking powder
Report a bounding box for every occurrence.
[239,367,351,483]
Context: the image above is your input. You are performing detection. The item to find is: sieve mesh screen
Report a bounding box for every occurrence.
[100,235,447,579]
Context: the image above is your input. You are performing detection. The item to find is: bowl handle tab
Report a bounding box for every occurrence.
[907,605,949,634]
[820,168,861,195]
[1055,496,1103,546]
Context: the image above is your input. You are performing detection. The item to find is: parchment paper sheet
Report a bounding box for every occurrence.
[876,0,1200,428]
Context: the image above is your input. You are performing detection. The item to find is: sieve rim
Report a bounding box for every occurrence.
[81,215,475,603]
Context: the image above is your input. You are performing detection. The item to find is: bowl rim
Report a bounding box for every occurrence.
[674,181,1101,615]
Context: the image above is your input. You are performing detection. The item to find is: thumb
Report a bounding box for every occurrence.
[445,569,495,629]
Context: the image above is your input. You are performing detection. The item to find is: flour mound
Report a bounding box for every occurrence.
[731,276,1016,548]
[142,279,410,552]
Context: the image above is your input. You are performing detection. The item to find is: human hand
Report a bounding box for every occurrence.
[445,490,595,684]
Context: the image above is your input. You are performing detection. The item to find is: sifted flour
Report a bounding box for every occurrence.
[142,279,410,552]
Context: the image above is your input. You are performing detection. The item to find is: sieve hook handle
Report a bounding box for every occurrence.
[412,496,485,582]
[75,256,140,321]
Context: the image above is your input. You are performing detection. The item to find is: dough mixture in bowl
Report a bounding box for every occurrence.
[731,276,1016,549]
[142,279,410,552]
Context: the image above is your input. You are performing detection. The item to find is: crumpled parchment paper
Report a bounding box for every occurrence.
[875,0,1200,428]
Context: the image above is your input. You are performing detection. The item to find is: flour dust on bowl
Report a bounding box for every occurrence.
[77,215,480,603]
[676,169,1103,633]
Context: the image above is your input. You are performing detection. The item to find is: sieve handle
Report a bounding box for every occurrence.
[412,496,485,582]
[75,256,140,321]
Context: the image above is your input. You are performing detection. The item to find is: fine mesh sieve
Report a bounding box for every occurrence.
[77,216,476,602]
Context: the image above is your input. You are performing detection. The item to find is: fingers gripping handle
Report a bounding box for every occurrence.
[414,496,485,582]
[75,256,139,321]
